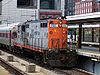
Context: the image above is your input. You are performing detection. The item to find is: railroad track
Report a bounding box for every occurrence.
[0,57,28,75]
[0,49,46,75]
[53,68,71,75]
[0,48,95,75]
[54,68,94,75]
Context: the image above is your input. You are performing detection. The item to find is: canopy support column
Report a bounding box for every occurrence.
[99,24,100,52]
[78,23,82,49]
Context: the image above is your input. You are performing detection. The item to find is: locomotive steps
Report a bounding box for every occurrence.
[0,50,60,75]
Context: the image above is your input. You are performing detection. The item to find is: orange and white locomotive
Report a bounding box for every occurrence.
[48,19,68,49]
[0,19,77,67]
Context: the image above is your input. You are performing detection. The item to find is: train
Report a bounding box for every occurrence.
[0,19,77,67]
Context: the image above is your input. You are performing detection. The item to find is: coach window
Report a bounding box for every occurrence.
[4,33,6,38]
[0,33,1,37]
[1,33,2,37]
[3,33,4,37]
[2,33,4,37]
[2,33,3,37]
[6,33,8,38]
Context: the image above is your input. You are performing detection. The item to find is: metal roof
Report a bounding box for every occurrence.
[67,12,100,24]
[0,22,20,32]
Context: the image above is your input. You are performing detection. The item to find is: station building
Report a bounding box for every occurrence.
[75,0,100,15]
[65,0,75,16]
[0,0,65,24]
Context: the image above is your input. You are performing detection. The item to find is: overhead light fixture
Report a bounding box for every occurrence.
[91,58,97,62]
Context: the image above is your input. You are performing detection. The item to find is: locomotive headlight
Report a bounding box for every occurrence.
[59,24,62,27]
[54,29,57,32]
[60,21,62,24]
[63,31,65,33]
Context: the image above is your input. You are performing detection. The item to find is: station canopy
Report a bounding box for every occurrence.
[66,12,100,24]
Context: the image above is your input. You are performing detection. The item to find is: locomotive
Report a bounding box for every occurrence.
[0,19,77,67]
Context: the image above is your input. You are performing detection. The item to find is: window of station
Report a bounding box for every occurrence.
[82,28,99,43]
[17,0,37,9]
[83,28,92,42]
[40,0,55,9]
[94,28,99,43]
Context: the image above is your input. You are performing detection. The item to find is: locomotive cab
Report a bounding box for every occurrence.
[48,19,68,50]
[46,19,77,67]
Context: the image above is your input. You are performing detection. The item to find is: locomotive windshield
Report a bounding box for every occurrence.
[62,24,67,27]
[50,24,58,27]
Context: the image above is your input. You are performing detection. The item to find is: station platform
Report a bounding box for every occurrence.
[77,46,100,59]
[0,50,60,75]
[0,65,10,75]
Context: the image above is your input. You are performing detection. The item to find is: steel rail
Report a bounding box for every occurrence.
[54,68,94,75]
[0,58,28,75]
